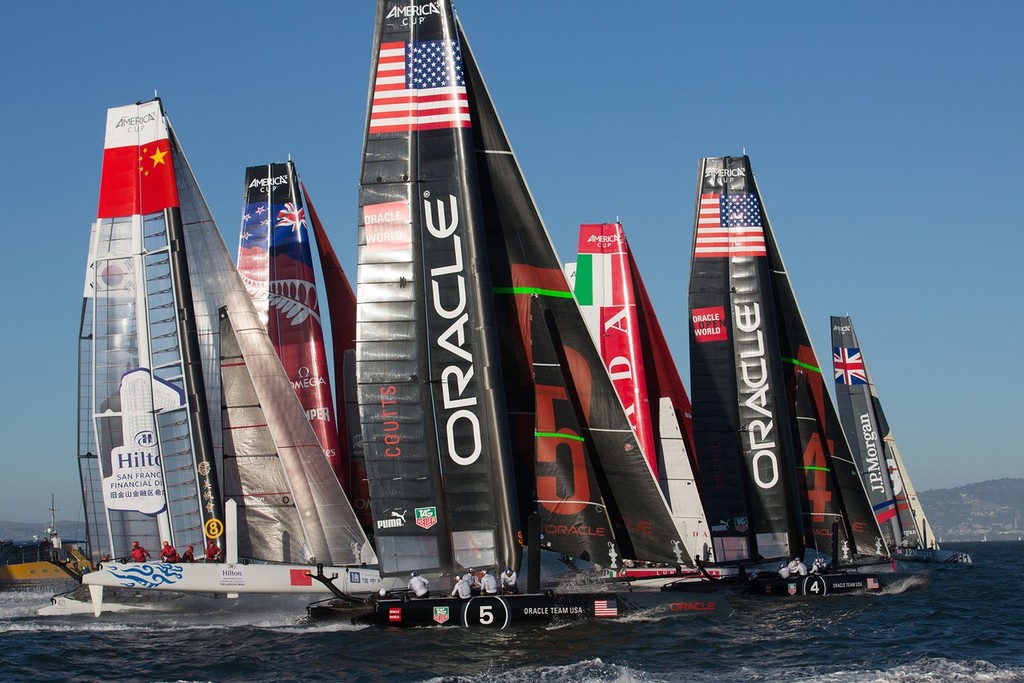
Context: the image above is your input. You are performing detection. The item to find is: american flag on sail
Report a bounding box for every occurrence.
[694,193,766,258]
[369,40,471,134]
[833,347,868,385]
[593,598,618,617]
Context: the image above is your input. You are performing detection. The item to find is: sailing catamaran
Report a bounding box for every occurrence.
[317,0,724,627]
[831,315,970,564]
[685,156,897,596]
[572,222,712,569]
[64,99,391,617]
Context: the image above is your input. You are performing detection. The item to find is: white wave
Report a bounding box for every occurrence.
[421,657,657,683]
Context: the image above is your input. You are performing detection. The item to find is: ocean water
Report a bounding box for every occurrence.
[2,541,1022,683]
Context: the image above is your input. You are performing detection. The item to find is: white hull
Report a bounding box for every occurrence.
[68,561,398,616]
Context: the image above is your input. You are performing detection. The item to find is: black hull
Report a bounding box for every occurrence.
[659,569,909,597]
[313,590,727,628]
[748,572,890,596]
[893,548,972,564]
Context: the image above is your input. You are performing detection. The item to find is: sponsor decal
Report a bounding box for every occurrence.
[363,200,412,251]
[424,192,483,467]
[692,306,728,342]
[415,506,438,529]
[733,301,781,490]
[377,509,408,530]
[114,112,158,130]
[733,517,749,533]
[290,569,312,586]
[388,606,402,623]
[379,385,402,458]
[219,565,245,587]
[867,577,880,590]
[858,413,885,494]
[349,571,361,583]
[432,606,450,624]
[522,606,585,615]
[788,582,798,596]
[669,600,717,611]
[544,523,606,537]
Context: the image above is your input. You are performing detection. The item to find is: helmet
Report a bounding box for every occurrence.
[467,567,474,572]
[411,571,417,577]
[187,545,194,550]
[133,541,140,547]
[505,568,512,573]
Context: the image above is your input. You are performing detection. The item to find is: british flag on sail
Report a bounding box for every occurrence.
[833,347,868,385]
[369,40,470,133]
[275,203,306,230]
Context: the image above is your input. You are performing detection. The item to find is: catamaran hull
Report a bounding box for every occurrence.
[332,591,728,628]
[76,562,397,616]
[893,548,972,564]
[747,573,890,596]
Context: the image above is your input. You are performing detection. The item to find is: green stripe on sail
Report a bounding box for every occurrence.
[800,465,831,472]
[493,287,574,299]
[782,356,821,373]
[574,254,593,305]
[535,431,585,442]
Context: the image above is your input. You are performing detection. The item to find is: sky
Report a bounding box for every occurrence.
[0,1,1021,524]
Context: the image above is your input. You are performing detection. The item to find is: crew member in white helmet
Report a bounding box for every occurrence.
[500,567,518,593]
[480,569,499,595]
[780,556,808,578]
[451,574,472,599]
[408,571,430,598]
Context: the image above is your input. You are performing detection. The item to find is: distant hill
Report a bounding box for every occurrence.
[919,477,1024,542]
[2,479,1020,545]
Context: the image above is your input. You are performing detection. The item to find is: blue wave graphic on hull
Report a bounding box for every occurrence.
[105,563,184,588]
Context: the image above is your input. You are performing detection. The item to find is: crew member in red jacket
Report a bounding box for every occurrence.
[204,541,222,562]
[181,544,196,563]
[159,540,180,563]
[130,541,151,562]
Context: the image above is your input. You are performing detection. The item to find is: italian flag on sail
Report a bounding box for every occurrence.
[97,101,179,218]
[573,223,657,475]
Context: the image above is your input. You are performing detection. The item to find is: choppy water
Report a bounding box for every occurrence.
[2,542,1022,682]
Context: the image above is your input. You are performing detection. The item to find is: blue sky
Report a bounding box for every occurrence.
[1,2,1020,523]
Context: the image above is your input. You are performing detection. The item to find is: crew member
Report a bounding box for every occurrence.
[408,571,430,598]
[130,541,151,562]
[500,567,518,593]
[810,557,827,575]
[780,556,808,578]
[463,567,481,593]
[480,569,499,595]
[160,541,180,563]
[181,544,196,563]
[204,541,222,562]
[451,575,472,599]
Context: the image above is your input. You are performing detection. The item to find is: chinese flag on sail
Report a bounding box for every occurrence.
[97,101,179,218]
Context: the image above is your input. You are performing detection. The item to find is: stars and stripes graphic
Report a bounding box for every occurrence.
[593,598,618,617]
[866,577,880,590]
[694,193,766,258]
[833,347,868,384]
[369,40,471,133]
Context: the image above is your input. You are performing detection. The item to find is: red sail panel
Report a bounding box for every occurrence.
[238,163,344,483]
[97,101,179,218]
[576,223,658,476]
[304,183,372,532]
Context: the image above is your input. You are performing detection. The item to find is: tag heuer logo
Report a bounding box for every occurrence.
[415,506,438,529]
[433,606,450,624]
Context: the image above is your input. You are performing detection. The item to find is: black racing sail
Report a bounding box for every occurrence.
[458,16,684,567]
[355,0,685,575]
[355,0,520,577]
[688,156,884,565]
[831,315,931,548]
